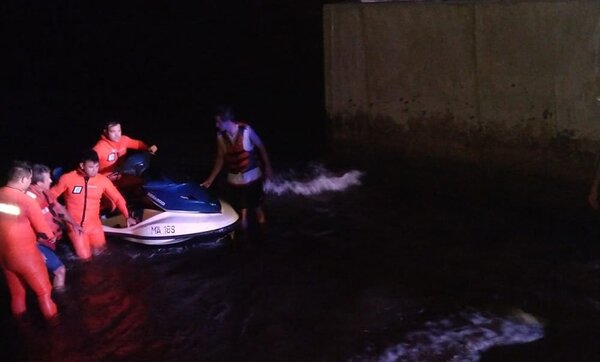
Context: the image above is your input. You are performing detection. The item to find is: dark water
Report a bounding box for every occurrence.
[3,2,600,361]
[1,152,599,361]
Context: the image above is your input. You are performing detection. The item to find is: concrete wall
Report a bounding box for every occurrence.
[323,1,600,144]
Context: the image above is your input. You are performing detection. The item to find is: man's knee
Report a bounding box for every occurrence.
[71,234,92,259]
[89,229,106,248]
[54,266,66,277]
[75,246,92,260]
[53,266,66,290]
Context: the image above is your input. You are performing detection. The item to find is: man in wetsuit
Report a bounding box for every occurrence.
[93,120,158,185]
[51,150,136,260]
[26,164,82,289]
[0,161,57,319]
[201,106,273,232]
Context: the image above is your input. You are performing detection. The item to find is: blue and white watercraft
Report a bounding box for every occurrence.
[100,153,238,245]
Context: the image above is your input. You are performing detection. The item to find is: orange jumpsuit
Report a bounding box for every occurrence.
[0,186,57,319]
[51,170,130,260]
[93,134,148,176]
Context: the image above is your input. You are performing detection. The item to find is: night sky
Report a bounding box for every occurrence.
[3,1,328,174]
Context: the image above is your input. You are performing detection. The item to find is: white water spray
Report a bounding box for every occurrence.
[373,310,544,362]
[263,163,364,196]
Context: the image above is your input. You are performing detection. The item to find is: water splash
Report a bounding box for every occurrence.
[264,163,364,196]
[372,310,544,362]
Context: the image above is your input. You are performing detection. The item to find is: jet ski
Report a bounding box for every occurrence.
[100,152,239,245]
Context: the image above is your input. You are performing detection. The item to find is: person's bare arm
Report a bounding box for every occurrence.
[103,177,137,226]
[201,138,225,188]
[249,129,272,180]
[53,202,83,233]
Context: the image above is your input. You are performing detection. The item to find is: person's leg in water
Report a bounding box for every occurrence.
[25,268,58,320]
[88,224,107,256]
[52,266,66,290]
[6,261,58,319]
[255,205,267,237]
[4,270,27,317]
[228,184,247,242]
[239,208,249,231]
[38,244,67,290]
[68,228,92,260]
[232,208,250,244]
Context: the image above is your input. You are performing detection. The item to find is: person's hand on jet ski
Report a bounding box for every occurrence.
[147,145,158,155]
[200,145,224,189]
[107,171,122,182]
[106,149,157,182]
[126,216,138,227]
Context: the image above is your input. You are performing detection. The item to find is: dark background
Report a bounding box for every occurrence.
[3,1,330,176]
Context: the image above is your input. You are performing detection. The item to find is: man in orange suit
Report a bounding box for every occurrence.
[51,150,136,260]
[93,120,158,186]
[0,161,57,319]
[26,164,82,289]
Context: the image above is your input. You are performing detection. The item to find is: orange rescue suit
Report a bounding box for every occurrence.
[93,134,148,176]
[0,186,57,319]
[51,170,130,259]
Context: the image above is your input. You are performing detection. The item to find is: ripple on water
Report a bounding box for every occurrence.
[358,310,544,362]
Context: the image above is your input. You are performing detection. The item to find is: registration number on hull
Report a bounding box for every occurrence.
[150,225,176,235]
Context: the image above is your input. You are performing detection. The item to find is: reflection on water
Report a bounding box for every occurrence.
[1,157,599,361]
[1,249,159,361]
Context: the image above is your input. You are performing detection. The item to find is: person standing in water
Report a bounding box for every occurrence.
[0,161,58,320]
[51,150,136,260]
[26,164,82,290]
[201,106,273,232]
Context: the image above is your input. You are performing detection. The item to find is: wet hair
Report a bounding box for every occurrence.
[79,150,100,164]
[215,105,235,122]
[32,164,51,184]
[104,119,121,131]
[7,161,32,183]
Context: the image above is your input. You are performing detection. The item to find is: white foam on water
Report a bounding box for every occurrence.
[374,310,544,362]
[264,164,364,196]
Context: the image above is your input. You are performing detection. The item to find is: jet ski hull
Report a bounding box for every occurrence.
[102,200,239,245]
